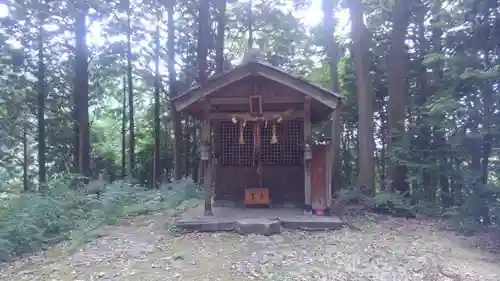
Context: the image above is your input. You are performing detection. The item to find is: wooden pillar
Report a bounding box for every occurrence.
[304,97,312,210]
[325,141,333,211]
[211,120,218,202]
[201,101,213,216]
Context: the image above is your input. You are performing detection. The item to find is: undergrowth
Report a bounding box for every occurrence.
[334,186,417,218]
[335,185,500,236]
[0,178,200,262]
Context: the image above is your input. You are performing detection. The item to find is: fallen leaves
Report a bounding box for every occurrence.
[0,213,499,281]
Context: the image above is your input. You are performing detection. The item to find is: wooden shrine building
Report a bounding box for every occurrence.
[171,53,341,215]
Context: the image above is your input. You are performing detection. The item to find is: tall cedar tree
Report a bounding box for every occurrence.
[121,77,127,178]
[215,0,226,74]
[387,0,411,193]
[74,0,91,181]
[37,4,46,188]
[198,0,210,213]
[322,0,342,193]
[153,6,162,187]
[125,0,135,178]
[348,0,375,192]
[165,0,183,181]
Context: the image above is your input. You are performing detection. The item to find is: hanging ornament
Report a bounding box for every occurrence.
[239,121,245,144]
[253,122,261,175]
[254,122,260,147]
[270,121,278,144]
[264,120,268,128]
[277,116,283,123]
[231,116,237,124]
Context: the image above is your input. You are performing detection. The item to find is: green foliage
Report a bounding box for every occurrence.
[371,191,416,218]
[334,186,416,218]
[0,178,199,261]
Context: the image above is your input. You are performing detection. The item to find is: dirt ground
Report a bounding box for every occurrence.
[1,210,499,281]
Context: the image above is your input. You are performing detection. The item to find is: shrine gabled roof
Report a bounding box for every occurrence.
[170,58,342,112]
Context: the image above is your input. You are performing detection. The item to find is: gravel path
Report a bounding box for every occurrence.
[1,212,499,281]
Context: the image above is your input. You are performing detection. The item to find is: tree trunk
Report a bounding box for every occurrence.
[184,117,191,178]
[429,0,449,206]
[387,0,411,194]
[379,107,388,190]
[348,0,375,193]
[247,0,253,48]
[37,9,46,189]
[23,116,29,192]
[126,0,135,178]
[121,77,127,178]
[215,0,226,74]
[74,0,90,181]
[198,0,209,86]
[167,0,182,181]
[415,3,432,200]
[322,0,342,195]
[153,7,162,188]
[481,51,493,185]
[198,0,211,214]
[478,49,493,224]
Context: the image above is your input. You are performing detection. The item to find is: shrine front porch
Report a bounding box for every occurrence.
[175,205,343,235]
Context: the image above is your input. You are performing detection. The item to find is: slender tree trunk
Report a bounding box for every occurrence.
[429,0,450,206]
[187,118,196,179]
[212,0,226,189]
[215,0,226,74]
[380,137,386,189]
[184,118,190,178]
[126,0,135,178]
[379,107,388,189]
[247,0,253,48]
[198,0,209,94]
[198,0,211,213]
[323,0,342,195]
[37,10,46,189]
[167,0,182,181]
[348,0,375,193]
[23,117,29,192]
[121,77,127,178]
[481,51,493,185]
[478,49,493,224]
[452,158,463,206]
[153,8,162,188]
[73,37,80,177]
[74,0,90,181]
[415,4,432,200]
[197,0,210,184]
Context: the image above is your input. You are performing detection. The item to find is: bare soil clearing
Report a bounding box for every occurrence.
[1,211,499,281]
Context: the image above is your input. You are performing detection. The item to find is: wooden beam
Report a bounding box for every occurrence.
[208,110,305,120]
[210,97,303,105]
[304,97,312,209]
